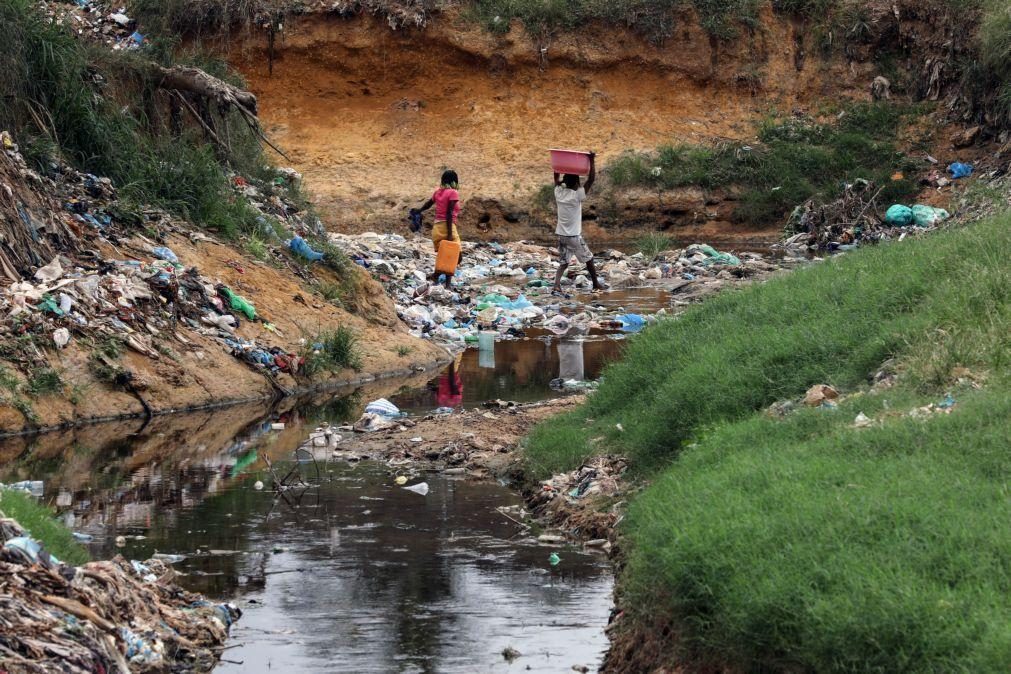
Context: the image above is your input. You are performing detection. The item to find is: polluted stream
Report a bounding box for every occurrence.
[0,327,634,672]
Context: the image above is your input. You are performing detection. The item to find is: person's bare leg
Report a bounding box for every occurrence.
[586,259,605,291]
[553,263,569,293]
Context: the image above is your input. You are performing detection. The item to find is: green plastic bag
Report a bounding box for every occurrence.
[885,204,913,226]
[221,287,256,320]
[911,204,949,227]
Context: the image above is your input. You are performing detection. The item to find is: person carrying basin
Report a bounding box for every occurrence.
[411,170,462,290]
[551,151,606,297]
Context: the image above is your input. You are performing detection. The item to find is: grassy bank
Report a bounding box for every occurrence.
[0,489,89,565]
[525,213,1010,670]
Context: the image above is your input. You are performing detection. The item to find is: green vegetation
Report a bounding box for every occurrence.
[25,368,63,396]
[0,0,290,239]
[525,213,1010,670]
[396,345,415,357]
[0,489,89,565]
[635,232,674,259]
[301,326,363,376]
[606,103,918,225]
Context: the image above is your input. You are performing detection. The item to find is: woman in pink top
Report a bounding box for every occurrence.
[412,170,461,288]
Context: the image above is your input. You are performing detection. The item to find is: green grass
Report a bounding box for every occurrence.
[625,386,1010,671]
[606,103,918,226]
[25,368,63,396]
[524,211,1011,670]
[635,232,674,259]
[0,489,89,565]
[301,326,363,376]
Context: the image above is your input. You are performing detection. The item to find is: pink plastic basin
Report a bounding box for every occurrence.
[549,149,592,176]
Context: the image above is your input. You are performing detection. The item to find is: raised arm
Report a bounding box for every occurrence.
[553,171,562,186]
[584,152,597,193]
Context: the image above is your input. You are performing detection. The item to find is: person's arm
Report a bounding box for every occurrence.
[417,199,434,212]
[446,199,458,237]
[553,171,562,186]
[584,152,596,193]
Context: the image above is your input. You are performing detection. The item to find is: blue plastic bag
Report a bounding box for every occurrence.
[151,246,178,263]
[289,236,324,261]
[947,162,973,179]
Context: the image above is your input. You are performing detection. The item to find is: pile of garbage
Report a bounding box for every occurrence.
[784,176,958,251]
[44,0,146,51]
[329,231,789,351]
[0,132,324,388]
[0,511,239,672]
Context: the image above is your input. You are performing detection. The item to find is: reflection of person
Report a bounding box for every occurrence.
[436,355,464,408]
[552,154,606,296]
[412,170,462,289]
[557,326,586,382]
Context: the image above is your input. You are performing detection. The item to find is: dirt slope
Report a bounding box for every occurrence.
[229,6,876,241]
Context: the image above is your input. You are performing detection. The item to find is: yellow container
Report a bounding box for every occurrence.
[435,239,461,276]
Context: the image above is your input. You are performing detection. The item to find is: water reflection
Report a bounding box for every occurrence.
[390,334,622,413]
[0,380,613,673]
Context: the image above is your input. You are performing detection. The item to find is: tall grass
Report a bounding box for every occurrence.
[605,103,917,226]
[0,490,89,565]
[635,232,674,259]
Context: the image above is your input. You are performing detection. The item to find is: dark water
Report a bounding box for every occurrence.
[0,387,612,673]
[390,333,624,413]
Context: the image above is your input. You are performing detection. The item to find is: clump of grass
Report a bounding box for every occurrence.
[0,0,284,240]
[317,281,346,306]
[25,368,62,397]
[0,489,89,565]
[532,184,556,211]
[301,326,363,376]
[635,232,674,259]
[245,235,270,261]
[606,103,917,226]
[396,345,415,357]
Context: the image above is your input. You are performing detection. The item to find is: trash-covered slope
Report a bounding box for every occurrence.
[0,133,446,435]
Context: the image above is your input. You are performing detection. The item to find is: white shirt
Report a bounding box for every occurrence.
[555,186,586,236]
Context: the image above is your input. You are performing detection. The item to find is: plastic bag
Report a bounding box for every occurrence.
[220,287,256,320]
[911,205,949,227]
[947,162,973,179]
[289,236,324,261]
[884,204,913,226]
[151,246,179,263]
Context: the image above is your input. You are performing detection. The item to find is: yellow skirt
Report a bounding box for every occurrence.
[432,220,461,251]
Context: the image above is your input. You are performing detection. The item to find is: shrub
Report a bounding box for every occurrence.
[301,326,363,376]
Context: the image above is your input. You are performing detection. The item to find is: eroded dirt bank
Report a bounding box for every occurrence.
[228,7,876,242]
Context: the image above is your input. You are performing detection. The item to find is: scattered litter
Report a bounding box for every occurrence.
[947,162,973,179]
[548,552,561,566]
[253,480,264,490]
[0,480,44,497]
[394,475,408,486]
[271,422,286,430]
[804,384,839,407]
[403,482,430,496]
[853,412,873,428]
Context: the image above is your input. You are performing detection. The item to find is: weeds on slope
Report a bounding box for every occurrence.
[301,326,363,376]
[527,212,1010,671]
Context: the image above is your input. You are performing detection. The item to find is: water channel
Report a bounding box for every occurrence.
[0,319,639,672]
